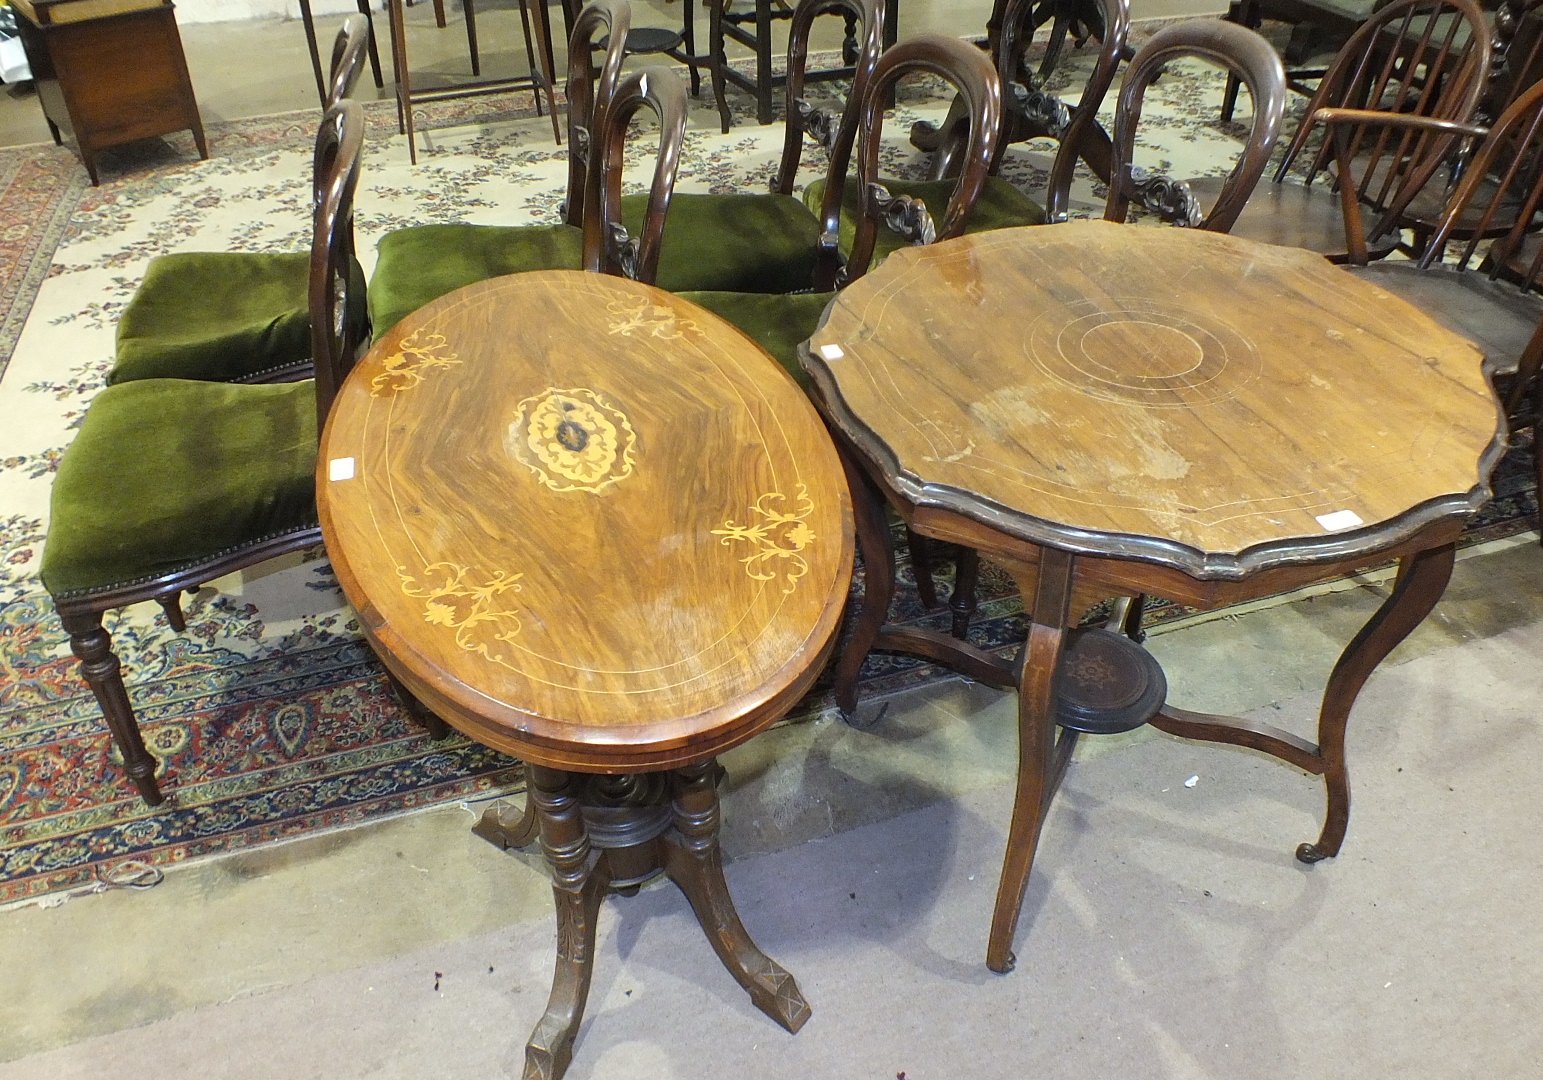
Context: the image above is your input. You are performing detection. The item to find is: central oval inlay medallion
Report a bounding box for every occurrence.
[508,387,637,493]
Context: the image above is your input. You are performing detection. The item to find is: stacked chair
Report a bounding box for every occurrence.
[43,0,695,805]
[1324,76,1543,533]
[1189,0,1491,262]
[110,16,374,387]
[41,101,372,807]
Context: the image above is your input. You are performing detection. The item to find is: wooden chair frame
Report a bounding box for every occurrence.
[585,67,690,284]
[1278,0,1490,245]
[1105,19,1287,232]
[770,0,887,199]
[561,0,631,230]
[51,104,373,808]
[842,34,1004,284]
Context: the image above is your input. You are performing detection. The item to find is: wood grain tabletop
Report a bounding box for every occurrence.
[803,220,1506,578]
[319,271,854,772]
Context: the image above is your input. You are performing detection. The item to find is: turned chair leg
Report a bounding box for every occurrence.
[154,590,187,632]
[707,0,733,134]
[949,546,980,640]
[59,608,163,806]
[907,528,941,610]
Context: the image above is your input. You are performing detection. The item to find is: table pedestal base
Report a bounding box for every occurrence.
[478,761,810,1080]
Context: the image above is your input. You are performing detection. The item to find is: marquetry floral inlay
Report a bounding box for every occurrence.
[371,330,460,395]
[399,562,523,662]
[605,295,698,340]
[711,485,817,593]
[510,387,637,493]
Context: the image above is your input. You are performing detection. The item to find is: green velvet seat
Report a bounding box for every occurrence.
[620,192,825,293]
[42,378,320,599]
[368,223,584,340]
[680,290,835,389]
[111,253,369,384]
[802,175,1046,265]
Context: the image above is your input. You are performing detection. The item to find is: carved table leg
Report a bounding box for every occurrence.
[988,547,1076,974]
[663,760,812,1033]
[472,784,540,851]
[524,765,612,1080]
[1148,544,1458,865]
[834,449,897,723]
[1295,542,1456,863]
[60,609,163,806]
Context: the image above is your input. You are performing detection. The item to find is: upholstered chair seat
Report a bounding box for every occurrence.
[801,174,1045,265]
[619,191,823,293]
[107,20,376,388]
[42,378,319,600]
[111,253,369,384]
[368,223,583,340]
[679,291,834,386]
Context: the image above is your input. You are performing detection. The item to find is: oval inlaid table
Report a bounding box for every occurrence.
[318,270,853,1079]
[800,220,1506,975]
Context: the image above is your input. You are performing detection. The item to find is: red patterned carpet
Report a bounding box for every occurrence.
[0,58,1535,908]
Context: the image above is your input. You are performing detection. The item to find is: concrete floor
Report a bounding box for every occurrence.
[2,533,1539,1063]
[0,0,1226,149]
[13,0,1534,1073]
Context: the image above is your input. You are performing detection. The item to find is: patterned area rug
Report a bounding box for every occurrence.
[0,35,1535,906]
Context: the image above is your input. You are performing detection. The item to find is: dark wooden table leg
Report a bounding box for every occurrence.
[834,449,897,722]
[1150,543,1458,865]
[663,760,812,1033]
[987,546,1075,974]
[473,785,541,850]
[1296,542,1456,863]
[524,765,612,1080]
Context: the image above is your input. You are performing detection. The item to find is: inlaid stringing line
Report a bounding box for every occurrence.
[832,251,1359,530]
[359,277,828,693]
[837,246,973,466]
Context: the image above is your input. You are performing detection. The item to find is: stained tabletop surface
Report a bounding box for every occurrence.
[319,271,853,770]
[804,220,1505,574]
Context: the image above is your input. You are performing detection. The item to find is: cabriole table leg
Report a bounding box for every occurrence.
[1296,542,1457,863]
[987,548,1077,974]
